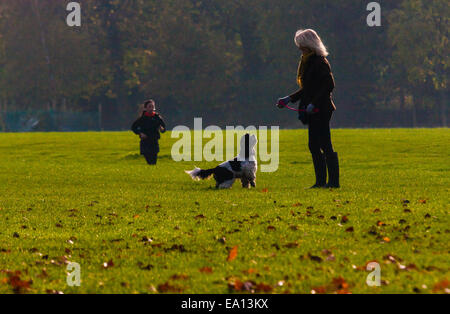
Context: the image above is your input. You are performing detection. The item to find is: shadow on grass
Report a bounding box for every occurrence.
[121,153,173,161]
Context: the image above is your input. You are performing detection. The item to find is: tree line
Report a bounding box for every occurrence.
[0,0,448,131]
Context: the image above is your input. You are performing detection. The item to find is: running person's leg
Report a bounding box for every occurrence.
[144,153,157,165]
[141,140,159,165]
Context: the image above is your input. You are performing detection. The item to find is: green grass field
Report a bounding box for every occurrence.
[0,129,449,294]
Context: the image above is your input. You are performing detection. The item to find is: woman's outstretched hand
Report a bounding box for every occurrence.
[277,96,291,109]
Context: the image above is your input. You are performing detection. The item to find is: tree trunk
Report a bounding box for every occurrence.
[237,6,264,80]
[98,103,103,131]
[440,90,448,127]
[400,89,406,126]
[412,97,417,128]
[0,99,4,131]
[98,4,127,129]
[32,0,56,107]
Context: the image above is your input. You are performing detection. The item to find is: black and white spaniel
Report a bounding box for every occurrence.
[186,134,258,189]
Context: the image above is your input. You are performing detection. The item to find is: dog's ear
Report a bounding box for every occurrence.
[240,134,249,146]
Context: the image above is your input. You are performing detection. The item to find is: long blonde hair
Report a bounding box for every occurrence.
[294,29,329,57]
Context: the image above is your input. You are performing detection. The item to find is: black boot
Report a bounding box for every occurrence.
[144,153,157,165]
[325,152,340,188]
[309,153,327,188]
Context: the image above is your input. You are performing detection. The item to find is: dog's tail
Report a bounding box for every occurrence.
[185,167,216,181]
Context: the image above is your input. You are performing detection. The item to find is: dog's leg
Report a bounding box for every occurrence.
[241,162,257,188]
[214,166,235,189]
[218,179,235,189]
[247,172,256,188]
[241,177,250,189]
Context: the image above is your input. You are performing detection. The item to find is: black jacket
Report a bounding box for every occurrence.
[289,54,336,113]
[131,113,166,141]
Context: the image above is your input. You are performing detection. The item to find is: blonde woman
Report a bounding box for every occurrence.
[277,29,339,188]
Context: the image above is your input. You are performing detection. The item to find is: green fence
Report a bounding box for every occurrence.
[0,110,101,132]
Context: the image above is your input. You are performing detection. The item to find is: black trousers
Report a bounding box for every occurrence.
[141,139,159,165]
[308,111,335,157]
[144,152,158,165]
